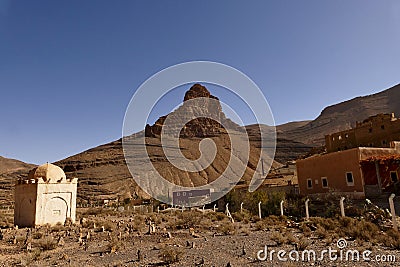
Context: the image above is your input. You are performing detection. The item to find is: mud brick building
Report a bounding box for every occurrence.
[325,113,400,153]
[297,142,400,198]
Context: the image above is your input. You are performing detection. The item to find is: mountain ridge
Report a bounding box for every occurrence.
[279,83,400,145]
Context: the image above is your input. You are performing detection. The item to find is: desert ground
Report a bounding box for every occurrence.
[1,203,400,267]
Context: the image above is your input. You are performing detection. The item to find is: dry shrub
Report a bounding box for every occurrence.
[37,236,57,251]
[270,232,286,245]
[94,219,115,232]
[315,227,329,239]
[32,232,43,240]
[324,232,339,246]
[172,210,203,229]
[158,246,183,264]
[148,214,162,224]
[377,229,400,249]
[310,217,336,231]
[209,212,226,222]
[343,219,379,242]
[0,213,13,228]
[338,216,352,228]
[18,248,41,267]
[81,208,104,216]
[263,215,287,226]
[254,220,267,231]
[299,223,311,237]
[232,211,251,223]
[286,232,297,244]
[131,215,145,231]
[240,228,251,236]
[107,238,124,253]
[51,222,65,232]
[297,237,310,250]
[218,221,235,235]
[80,207,117,216]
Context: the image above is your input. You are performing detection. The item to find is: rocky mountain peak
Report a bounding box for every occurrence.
[145,84,239,138]
[183,83,219,102]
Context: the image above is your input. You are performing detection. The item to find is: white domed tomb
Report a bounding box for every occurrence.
[14,163,78,227]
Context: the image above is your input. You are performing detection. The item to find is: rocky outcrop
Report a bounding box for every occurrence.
[145,84,240,138]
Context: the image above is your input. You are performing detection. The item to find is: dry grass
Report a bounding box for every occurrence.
[107,237,124,253]
[51,222,65,232]
[270,231,286,245]
[232,211,251,223]
[36,236,57,251]
[297,237,310,251]
[299,223,311,237]
[218,221,235,235]
[158,246,184,264]
[377,229,400,249]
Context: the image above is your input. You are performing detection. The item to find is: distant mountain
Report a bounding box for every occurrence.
[0,156,36,205]
[280,83,400,145]
[0,156,35,175]
[276,121,311,133]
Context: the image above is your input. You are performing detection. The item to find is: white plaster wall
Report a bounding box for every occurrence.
[14,183,37,227]
[14,179,78,227]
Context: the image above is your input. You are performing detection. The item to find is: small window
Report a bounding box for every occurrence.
[321,177,328,188]
[176,192,180,196]
[332,137,335,141]
[381,125,385,130]
[307,179,313,189]
[382,140,388,146]
[391,171,398,183]
[345,134,349,138]
[369,128,373,133]
[338,135,342,140]
[183,192,186,196]
[53,210,61,215]
[346,172,354,186]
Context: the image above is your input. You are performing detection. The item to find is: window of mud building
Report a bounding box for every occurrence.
[346,172,354,186]
[390,171,398,183]
[321,177,328,188]
[307,179,313,189]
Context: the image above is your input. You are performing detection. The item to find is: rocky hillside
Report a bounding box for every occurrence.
[280,83,400,145]
[0,156,35,175]
[0,157,36,206]
[55,84,284,203]
[0,84,311,206]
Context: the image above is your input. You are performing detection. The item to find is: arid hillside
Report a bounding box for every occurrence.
[0,157,36,206]
[280,83,400,145]
[0,156,35,175]
[55,84,283,203]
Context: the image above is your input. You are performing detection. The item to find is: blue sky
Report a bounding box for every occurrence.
[1,1,400,164]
